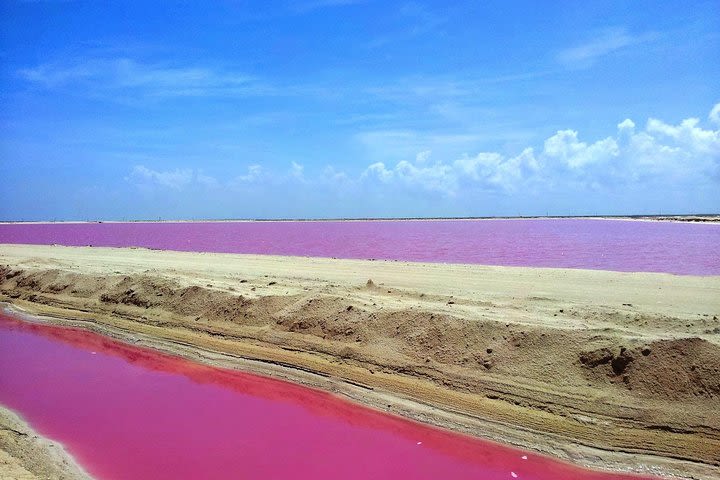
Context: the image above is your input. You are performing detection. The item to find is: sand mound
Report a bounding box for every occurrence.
[579,339,720,400]
[1,253,720,474]
[2,264,717,406]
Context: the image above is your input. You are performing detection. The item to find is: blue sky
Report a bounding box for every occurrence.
[1,0,719,220]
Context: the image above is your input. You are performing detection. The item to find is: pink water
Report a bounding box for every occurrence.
[0,312,658,480]
[0,219,718,275]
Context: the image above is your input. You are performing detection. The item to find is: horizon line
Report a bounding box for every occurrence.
[1,213,719,224]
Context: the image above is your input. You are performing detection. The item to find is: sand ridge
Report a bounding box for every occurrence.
[0,244,719,479]
[0,405,90,480]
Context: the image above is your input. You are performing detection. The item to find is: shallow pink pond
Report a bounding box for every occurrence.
[0,312,659,480]
[0,219,718,275]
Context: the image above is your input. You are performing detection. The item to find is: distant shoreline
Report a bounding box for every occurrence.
[1,214,719,225]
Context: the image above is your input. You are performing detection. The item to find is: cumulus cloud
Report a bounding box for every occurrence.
[646,117,720,156]
[196,172,220,188]
[710,103,720,125]
[617,118,635,133]
[454,152,504,181]
[127,105,720,198]
[362,162,394,182]
[392,159,456,194]
[360,105,720,194]
[415,150,432,164]
[543,131,620,169]
[128,165,194,189]
[128,165,260,190]
[360,148,539,196]
[456,148,539,190]
[235,164,263,183]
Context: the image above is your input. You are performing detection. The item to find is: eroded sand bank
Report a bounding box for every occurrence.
[0,244,719,479]
[0,405,90,480]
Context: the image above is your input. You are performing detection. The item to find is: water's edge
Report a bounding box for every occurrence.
[0,403,91,480]
[3,303,703,480]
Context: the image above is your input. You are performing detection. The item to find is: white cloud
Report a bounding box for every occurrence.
[557,28,656,67]
[128,165,193,189]
[322,166,349,184]
[617,118,635,132]
[128,165,264,191]
[710,103,720,125]
[453,152,504,181]
[235,165,263,183]
[125,106,720,198]
[290,161,305,179]
[359,106,720,193]
[415,150,431,164]
[360,147,540,196]
[543,130,619,168]
[393,159,457,194]
[196,172,219,188]
[19,57,271,99]
[472,148,539,189]
[362,162,394,182]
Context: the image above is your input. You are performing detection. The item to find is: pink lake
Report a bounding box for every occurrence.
[0,311,660,480]
[0,219,718,275]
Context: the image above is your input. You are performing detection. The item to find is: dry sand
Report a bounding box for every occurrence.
[0,244,719,479]
[0,405,90,480]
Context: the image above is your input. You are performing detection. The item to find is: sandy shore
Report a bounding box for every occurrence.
[1,244,719,479]
[0,405,90,480]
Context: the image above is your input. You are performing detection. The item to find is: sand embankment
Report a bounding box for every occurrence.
[0,244,719,479]
[0,405,90,480]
